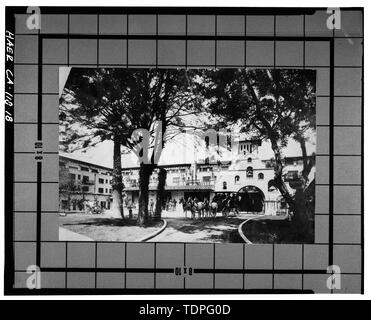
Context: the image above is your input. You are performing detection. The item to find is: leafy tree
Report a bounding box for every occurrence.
[198,68,316,236]
[60,68,200,225]
[60,68,136,218]
[124,69,201,225]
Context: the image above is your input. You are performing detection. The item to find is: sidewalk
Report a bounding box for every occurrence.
[59,227,94,241]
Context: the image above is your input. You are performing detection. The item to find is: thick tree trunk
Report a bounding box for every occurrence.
[270,137,310,237]
[270,138,295,210]
[154,168,167,221]
[297,136,313,185]
[295,136,315,240]
[137,163,154,226]
[111,136,124,218]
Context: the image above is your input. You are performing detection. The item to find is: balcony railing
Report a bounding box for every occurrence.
[124,178,216,189]
[173,178,216,187]
[81,179,95,185]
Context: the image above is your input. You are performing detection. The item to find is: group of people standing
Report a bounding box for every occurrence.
[148,198,178,216]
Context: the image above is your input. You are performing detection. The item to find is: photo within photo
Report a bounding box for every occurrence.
[59,68,316,244]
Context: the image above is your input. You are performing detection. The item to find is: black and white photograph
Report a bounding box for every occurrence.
[59,67,316,244]
[4,4,365,296]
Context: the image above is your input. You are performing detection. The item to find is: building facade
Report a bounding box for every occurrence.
[59,139,315,215]
[59,156,113,212]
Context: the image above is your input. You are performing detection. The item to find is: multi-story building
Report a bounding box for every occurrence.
[59,156,113,212]
[59,138,315,215]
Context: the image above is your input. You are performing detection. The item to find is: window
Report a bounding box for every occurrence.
[223,181,227,190]
[78,174,81,180]
[69,173,76,180]
[107,201,110,210]
[247,157,252,163]
[246,166,253,178]
[82,176,89,183]
[235,175,240,183]
[203,176,211,185]
[98,188,104,194]
[105,179,108,184]
[81,166,89,172]
[82,186,89,192]
[98,178,104,184]
[105,188,108,193]
[109,189,112,193]
[258,173,264,180]
[100,201,106,209]
[268,179,276,192]
[91,169,98,173]
[61,200,69,210]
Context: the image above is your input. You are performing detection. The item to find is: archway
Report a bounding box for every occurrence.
[238,185,265,212]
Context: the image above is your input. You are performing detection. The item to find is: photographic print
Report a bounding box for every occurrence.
[6,6,364,295]
[59,68,316,244]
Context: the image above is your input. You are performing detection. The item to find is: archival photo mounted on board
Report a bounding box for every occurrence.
[58,68,316,244]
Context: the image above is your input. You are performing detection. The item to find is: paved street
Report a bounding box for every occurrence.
[148,206,258,243]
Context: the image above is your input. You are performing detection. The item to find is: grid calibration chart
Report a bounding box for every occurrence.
[5,6,364,294]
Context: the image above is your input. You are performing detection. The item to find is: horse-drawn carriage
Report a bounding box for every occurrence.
[180,194,240,219]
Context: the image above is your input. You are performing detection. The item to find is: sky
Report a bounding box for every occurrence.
[60,131,316,169]
[59,67,316,169]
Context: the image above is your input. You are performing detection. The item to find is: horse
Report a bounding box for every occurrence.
[222,196,240,217]
[210,201,219,218]
[180,198,194,219]
[193,199,210,219]
[202,199,211,218]
[211,194,240,218]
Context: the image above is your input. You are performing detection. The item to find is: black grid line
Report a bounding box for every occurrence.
[360,8,365,294]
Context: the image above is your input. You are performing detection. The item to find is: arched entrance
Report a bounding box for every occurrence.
[238,185,265,212]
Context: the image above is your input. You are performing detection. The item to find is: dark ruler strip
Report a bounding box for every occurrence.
[214,15,217,69]
[242,244,245,289]
[67,14,70,65]
[8,6,330,15]
[33,267,329,275]
[273,15,276,69]
[185,14,188,68]
[213,243,215,289]
[195,268,328,275]
[361,11,365,294]
[4,7,16,293]
[65,242,68,288]
[96,14,99,67]
[37,34,43,139]
[272,244,275,289]
[36,162,42,266]
[94,242,98,288]
[155,14,158,68]
[328,37,334,268]
[40,267,174,273]
[154,243,157,288]
[8,288,314,295]
[126,14,129,68]
[40,34,333,41]
[301,244,304,290]
[183,243,186,289]
[124,242,127,289]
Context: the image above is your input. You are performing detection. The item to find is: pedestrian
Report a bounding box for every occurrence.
[149,198,155,216]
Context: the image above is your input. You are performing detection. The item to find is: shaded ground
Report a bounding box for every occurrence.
[241,215,314,244]
[59,213,163,241]
[149,214,253,243]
